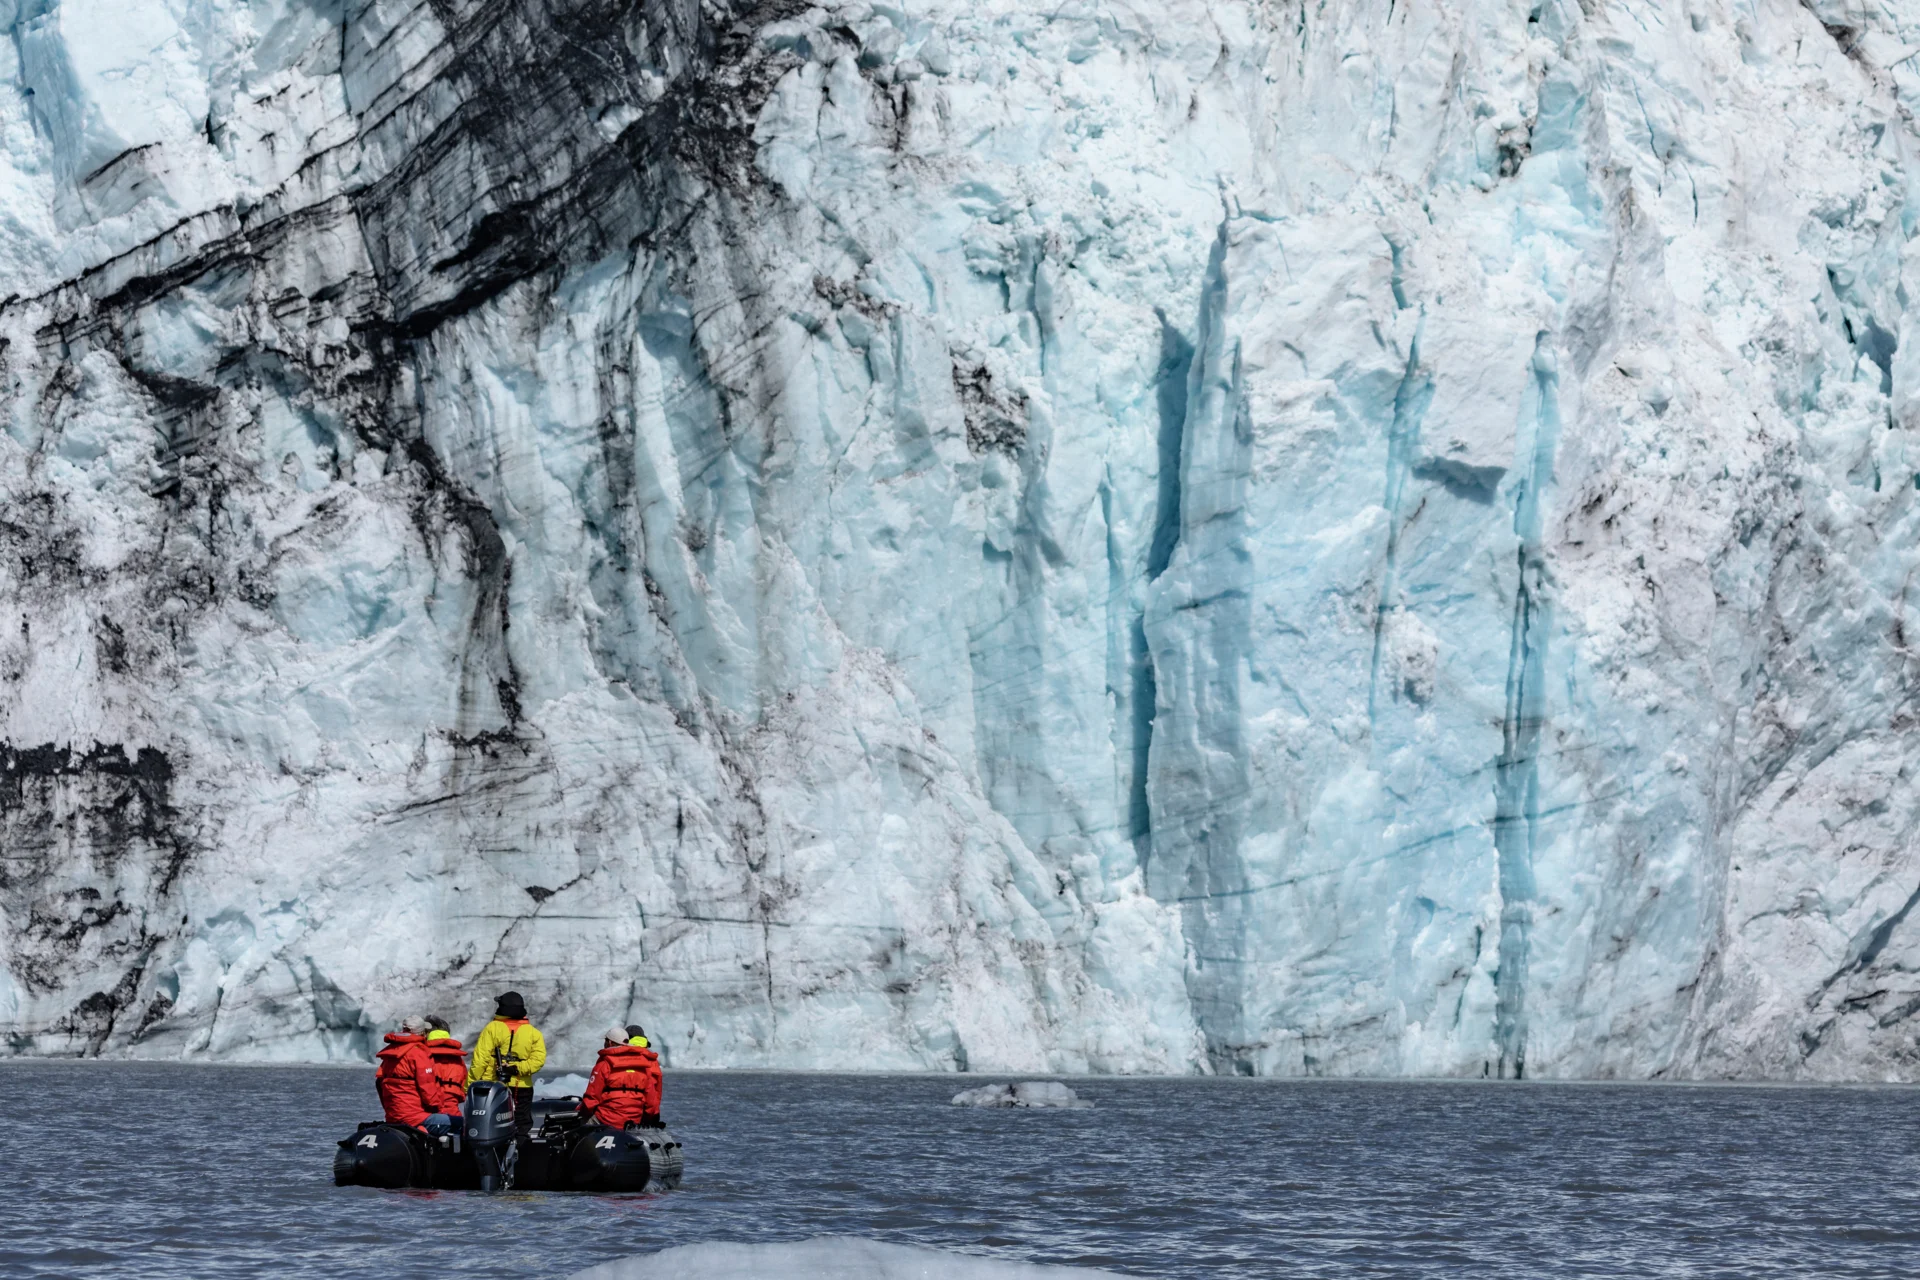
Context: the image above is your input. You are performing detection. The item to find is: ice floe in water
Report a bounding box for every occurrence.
[570,1239,1121,1279]
[535,1073,591,1099]
[951,1082,1092,1109]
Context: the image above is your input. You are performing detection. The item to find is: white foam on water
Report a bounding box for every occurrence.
[569,1238,1126,1280]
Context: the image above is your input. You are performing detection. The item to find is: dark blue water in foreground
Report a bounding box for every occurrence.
[2,1064,1917,1277]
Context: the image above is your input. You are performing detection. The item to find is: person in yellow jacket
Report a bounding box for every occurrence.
[471,990,546,1138]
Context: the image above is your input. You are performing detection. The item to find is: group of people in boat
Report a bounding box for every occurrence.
[374,989,664,1136]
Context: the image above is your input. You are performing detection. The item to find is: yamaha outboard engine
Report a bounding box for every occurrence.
[333,1123,422,1189]
[463,1080,517,1191]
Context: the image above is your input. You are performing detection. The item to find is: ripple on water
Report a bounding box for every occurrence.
[1,1066,1918,1277]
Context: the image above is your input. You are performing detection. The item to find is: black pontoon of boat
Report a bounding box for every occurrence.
[334,1080,684,1192]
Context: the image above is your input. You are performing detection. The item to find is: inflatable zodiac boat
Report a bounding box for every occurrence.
[334,1080,684,1192]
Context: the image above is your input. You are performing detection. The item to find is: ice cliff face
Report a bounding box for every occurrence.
[3,0,1920,1079]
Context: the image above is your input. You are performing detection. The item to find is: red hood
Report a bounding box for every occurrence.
[381,1033,424,1048]
[596,1044,659,1068]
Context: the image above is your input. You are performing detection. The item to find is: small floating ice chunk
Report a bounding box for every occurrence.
[534,1072,591,1098]
[950,1081,1093,1109]
[571,1237,1123,1279]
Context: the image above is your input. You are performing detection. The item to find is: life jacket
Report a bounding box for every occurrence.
[598,1044,659,1092]
[423,1034,468,1113]
[581,1043,662,1126]
[374,1033,433,1128]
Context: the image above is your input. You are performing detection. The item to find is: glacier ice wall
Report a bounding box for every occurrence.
[3,0,1919,1079]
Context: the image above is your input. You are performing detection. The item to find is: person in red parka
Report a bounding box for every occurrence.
[374,1015,437,1130]
[580,1024,663,1129]
[421,1015,468,1121]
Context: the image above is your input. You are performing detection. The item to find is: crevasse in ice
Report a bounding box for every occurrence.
[2,0,1918,1080]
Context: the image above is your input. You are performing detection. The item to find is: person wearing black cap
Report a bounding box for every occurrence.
[471,991,546,1139]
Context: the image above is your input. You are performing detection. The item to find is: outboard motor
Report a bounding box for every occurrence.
[463,1080,518,1191]
[567,1125,654,1192]
[514,1095,585,1189]
[333,1122,422,1189]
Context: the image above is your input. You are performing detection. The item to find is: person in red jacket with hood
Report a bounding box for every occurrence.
[374,1015,436,1130]
[580,1024,662,1129]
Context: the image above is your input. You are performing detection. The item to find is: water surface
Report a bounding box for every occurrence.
[2,1063,1916,1276]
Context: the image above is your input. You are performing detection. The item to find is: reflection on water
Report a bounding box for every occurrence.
[1,1063,1917,1277]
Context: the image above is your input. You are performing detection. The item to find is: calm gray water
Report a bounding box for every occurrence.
[1,1063,1917,1277]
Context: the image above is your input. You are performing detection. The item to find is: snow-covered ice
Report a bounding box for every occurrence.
[3,0,1920,1080]
[952,1081,1092,1108]
[570,1238,1122,1280]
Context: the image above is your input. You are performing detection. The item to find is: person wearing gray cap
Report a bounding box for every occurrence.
[580,1023,663,1129]
[374,1014,436,1130]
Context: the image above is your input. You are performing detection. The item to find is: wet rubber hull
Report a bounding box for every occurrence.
[333,1121,683,1192]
